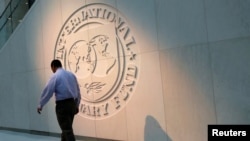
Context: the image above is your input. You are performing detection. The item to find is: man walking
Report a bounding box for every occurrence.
[37,59,81,141]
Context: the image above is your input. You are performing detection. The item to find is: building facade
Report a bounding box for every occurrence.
[0,0,250,141]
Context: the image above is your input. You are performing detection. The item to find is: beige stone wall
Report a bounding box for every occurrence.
[0,0,250,141]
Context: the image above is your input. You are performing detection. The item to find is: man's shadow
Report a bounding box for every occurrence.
[144,115,172,141]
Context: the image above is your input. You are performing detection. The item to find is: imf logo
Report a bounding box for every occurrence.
[54,3,140,120]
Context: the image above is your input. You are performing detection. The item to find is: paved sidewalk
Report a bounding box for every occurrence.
[0,129,115,141]
[0,130,85,141]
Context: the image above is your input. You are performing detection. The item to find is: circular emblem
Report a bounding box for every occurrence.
[54,3,140,120]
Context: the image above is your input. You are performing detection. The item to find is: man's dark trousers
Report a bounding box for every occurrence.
[56,98,77,141]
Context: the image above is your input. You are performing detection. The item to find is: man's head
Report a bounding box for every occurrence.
[51,59,62,73]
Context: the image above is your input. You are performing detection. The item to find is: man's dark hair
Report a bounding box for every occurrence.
[51,59,62,68]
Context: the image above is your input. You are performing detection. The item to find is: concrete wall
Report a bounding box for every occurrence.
[0,0,250,141]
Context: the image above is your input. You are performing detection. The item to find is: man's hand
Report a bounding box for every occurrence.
[37,107,42,114]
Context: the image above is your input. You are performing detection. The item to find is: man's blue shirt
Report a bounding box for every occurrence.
[39,68,81,108]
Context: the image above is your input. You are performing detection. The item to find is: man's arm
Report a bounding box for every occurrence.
[37,75,56,114]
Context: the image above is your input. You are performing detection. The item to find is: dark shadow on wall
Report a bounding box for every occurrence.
[28,0,36,8]
[144,115,172,141]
